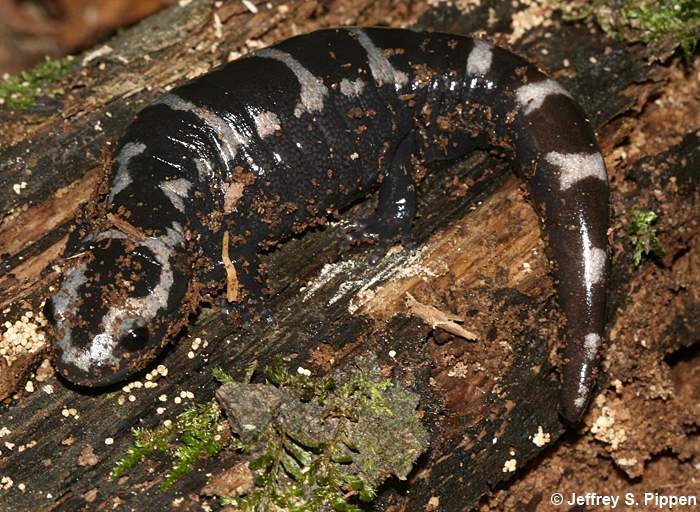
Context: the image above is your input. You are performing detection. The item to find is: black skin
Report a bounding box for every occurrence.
[49,28,609,423]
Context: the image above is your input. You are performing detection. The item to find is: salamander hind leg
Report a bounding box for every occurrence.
[342,131,418,253]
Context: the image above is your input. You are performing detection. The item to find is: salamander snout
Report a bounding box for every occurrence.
[49,307,157,387]
[47,233,182,387]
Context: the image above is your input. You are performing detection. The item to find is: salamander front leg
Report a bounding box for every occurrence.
[342,132,418,251]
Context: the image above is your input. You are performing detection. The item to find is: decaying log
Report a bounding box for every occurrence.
[1,0,697,511]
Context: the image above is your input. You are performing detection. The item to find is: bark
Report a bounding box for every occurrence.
[0,1,697,511]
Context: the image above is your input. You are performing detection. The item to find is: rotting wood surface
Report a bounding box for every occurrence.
[1,1,698,511]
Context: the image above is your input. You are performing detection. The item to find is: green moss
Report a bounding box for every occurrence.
[163,402,225,488]
[111,356,428,509]
[215,360,259,385]
[212,366,237,385]
[624,0,700,59]
[552,0,700,61]
[0,56,73,109]
[216,355,429,511]
[111,425,173,481]
[111,401,224,490]
[629,209,664,266]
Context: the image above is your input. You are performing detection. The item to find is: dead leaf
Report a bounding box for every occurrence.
[201,462,254,498]
[222,231,239,302]
[223,181,245,213]
[78,445,98,466]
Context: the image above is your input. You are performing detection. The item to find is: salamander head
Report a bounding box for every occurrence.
[47,224,187,387]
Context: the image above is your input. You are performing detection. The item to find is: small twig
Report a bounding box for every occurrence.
[106,213,147,242]
[222,231,239,302]
[405,292,478,340]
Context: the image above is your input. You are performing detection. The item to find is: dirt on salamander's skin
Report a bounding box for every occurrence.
[0,0,697,509]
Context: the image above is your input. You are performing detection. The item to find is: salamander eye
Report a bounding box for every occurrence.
[120,327,149,351]
[43,300,56,325]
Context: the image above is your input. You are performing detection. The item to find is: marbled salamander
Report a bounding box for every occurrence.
[47,28,609,422]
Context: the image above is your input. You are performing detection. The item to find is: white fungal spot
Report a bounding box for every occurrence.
[159,178,193,213]
[349,29,408,90]
[532,426,551,447]
[257,48,328,118]
[544,151,607,191]
[515,79,573,115]
[502,459,517,472]
[467,40,493,76]
[339,77,366,97]
[251,109,281,139]
[108,142,146,203]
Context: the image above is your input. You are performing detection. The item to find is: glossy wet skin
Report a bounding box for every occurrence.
[49,28,608,422]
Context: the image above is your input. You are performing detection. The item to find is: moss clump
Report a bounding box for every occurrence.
[214,355,429,511]
[629,209,664,266]
[111,355,428,509]
[624,0,700,59]
[0,56,73,109]
[553,0,700,61]
[111,401,225,490]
